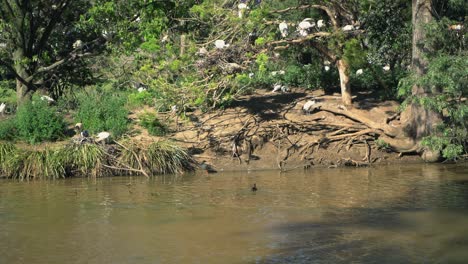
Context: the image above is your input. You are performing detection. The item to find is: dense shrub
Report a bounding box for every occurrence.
[0,118,16,141]
[75,91,129,137]
[15,99,66,144]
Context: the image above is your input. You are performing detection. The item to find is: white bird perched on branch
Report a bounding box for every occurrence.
[356,69,363,75]
[72,39,83,49]
[324,65,330,71]
[317,20,325,28]
[96,132,111,143]
[214,39,230,49]
[298,18,315,36]
[342,25,354,31]
[279,21,288,38]
[238,3,248,18]
[383,65,390,71]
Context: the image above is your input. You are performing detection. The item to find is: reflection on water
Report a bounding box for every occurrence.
[0,164,467,263]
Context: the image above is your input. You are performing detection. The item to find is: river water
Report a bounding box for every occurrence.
[0,163,467,263]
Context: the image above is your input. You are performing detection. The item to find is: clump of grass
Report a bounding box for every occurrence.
[1,139,194,179]
[144,140,194,174]
[61,143,106,177]
[118,139,194,175]
[0,142,21,178]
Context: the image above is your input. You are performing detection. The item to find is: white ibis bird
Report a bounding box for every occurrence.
[214,39,230,49]
[40,95,55,103]
[238,3,248,18]
[356,69,363,75]
[72,40,83,49]
[272,83,282,93]
[302,100,317,114]
[279,21,288,38]
[75,123,83,131]
[317,20,325,28]
[298,18,314,36]
[96,132,111,143]
[342,25,354,31]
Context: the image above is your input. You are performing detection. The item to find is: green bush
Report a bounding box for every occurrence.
[15,99,66,144]
[75,91,129,137]
[0,118,16,141]
[139,111,168,136]
[127,90,154,109]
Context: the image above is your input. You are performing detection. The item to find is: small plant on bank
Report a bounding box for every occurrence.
[15,98,66,144]
[376,139,392,152]
[138,111,168,136]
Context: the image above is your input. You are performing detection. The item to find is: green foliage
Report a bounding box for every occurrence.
[0,118,16,141]
[0,81,16,106]
[15,99,66,144]
[127,91,154,109]
[138,112,168,136]
[75,91,129,137]
[375,139,392,152]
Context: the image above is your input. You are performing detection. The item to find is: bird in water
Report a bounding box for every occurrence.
[251,183,258,192]
[200,160,217,174]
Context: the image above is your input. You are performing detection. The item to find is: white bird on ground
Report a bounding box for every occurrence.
[383,65,390,71]
[214,39,230,49]
[96,132,111,143]
[161,35,169,43]
[303,100,317,114]
[342,25,354,31]
[238,3,248,18]
[0,103,6,114]
[137,87,147,93]
[356,69,363,75]
[317,20,325,28]
[279,21,288,38]
[248,73,254,78]
[298,18,315,36]
[72,40,83,49]
[272,83,282,92]
[40,95,55,103]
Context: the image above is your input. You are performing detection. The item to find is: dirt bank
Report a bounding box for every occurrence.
[155,88,423,171]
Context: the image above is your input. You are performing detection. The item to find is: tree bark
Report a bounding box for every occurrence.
[411,0,432,78]
[13,48,33,105]
[337,59,352,106]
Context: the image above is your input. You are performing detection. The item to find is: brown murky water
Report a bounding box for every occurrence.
[1,163,468,263]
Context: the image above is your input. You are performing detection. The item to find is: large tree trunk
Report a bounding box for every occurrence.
[411,0,432,78]
[399,0,442,161]
[336,59,352,106]
[13,49,33,105]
